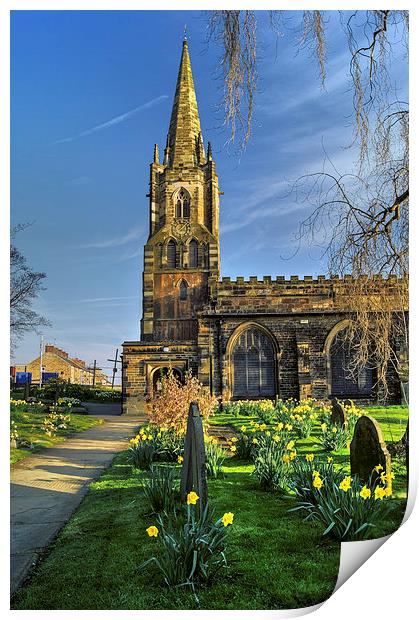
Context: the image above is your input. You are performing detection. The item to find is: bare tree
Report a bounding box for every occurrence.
[10,225,51,354]
[207,10,408,398]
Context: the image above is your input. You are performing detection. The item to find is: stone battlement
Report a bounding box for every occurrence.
[218,274,399,286]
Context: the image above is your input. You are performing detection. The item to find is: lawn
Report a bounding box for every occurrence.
[10,410,103,465]
[209,405,408,499]
[12,453,341,610]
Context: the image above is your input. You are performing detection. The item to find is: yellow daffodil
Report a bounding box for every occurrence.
[187,491,199,505]
[289,451,297,460]
[321,423,327,432]
[231,436,238,443]
[265,430,271,436]
[339,476,352,492]
[285,424,293,431]
[327,457,333,463]
[177,455,184,464]
[313,475,323,490]
[221,512,234,527]
[275,423,284,431]
[252,438,258,445]
[332,427,338,434]
[273,434,280,443]
[230,445,237,452]
[359,485,371,500]
[312,470,320,477]
[305,453,314,462]
[240,425,247,432]
[260,424,267,431]
[374,486,386,500]
[282,454,290,463]
[374,464,384,473]
[286,440,295,450]
[385,486,392,497]
[146,525,159,537]
[147,435,153,441]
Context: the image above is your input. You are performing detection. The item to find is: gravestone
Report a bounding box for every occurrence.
[350,415,391,487]
[331,398,346,426]
[180,401,208,515]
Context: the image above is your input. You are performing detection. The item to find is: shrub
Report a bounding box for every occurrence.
[290,472,393,541]
[147,369,218,433]
[142,465,180,514]
[204,439,226,479]
[140,498,233,594]
[252,430,296,492]
[57,397,81,409]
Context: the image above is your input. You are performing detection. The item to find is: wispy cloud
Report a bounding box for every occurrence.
[81,226,144,249]
[51,95,168,145]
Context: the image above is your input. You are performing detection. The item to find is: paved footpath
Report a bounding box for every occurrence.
[10,415,146,597]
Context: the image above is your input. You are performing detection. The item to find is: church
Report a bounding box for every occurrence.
[121,39,401,414]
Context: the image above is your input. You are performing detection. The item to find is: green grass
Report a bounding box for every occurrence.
[209,405,408,499]
[12,453,342,610]
[10,411,103,465]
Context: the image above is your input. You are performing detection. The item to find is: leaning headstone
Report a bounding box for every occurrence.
[180,401,208,515]
[331,398,346,427]
[350,415,391,488]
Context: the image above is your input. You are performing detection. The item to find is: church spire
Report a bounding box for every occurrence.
[166,39,202,168]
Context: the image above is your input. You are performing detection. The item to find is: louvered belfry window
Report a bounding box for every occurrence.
[330,330,373,397]
[167,240,177,268]
[232,327,276,399]
[189,239,198,268]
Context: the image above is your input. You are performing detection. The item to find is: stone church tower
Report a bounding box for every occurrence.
[122,39,402,415]
[141,38,220,343]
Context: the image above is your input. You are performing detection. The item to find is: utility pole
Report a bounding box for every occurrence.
[39,335,43,387]
[107,349,122,389]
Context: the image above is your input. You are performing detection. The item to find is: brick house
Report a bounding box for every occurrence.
[16,345,109,386]
[122,39,402,415]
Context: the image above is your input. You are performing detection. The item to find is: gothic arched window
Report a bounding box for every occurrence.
[179,279,188,301]
[175,188,190,219]
[329,328,373,397]
[189,239,198,268]
[231,327,276,399]
[167,239,177,268]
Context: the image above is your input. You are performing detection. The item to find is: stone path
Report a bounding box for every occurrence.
[10,414,146,597]
[207,424,237,449]
[81,401,122,416]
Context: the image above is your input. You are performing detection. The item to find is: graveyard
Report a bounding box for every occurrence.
[11,394,408,610]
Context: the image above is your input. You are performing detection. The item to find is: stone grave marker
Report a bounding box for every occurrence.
[180,401,208,514]
[331,398,346,426]
[350,415,391,488]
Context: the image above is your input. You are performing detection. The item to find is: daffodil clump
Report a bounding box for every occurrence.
[318,418,350,452]
[290,402,318,439]
[42,412,71,437]
[289,455,339,504]
[129,423,185,468]
[10,399,46,414]
[205,438,227,479]
[142,464,180,514]
[140,491,234,594]
[252,427,296,492]
[290,467,394,541]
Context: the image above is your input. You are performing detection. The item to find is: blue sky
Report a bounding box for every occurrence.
[10,10,408,379]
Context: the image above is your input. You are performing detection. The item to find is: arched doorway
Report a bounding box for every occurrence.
[152,367,183,394]
[230,325,277,399]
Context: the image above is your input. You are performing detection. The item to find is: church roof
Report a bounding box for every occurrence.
[166,39,205,168]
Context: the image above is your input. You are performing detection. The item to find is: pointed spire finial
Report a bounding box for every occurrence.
[207,141,213,161]
[183,24,188,41]
[153,143,159,164]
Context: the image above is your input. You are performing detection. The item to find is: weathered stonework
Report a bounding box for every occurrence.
[121,40,402,415]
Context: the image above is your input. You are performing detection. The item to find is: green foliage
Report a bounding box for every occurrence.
[129,439,156,470]
[318,419,350,451]
[32,381,121,402]
[43,411,71,436]
[290,473,393,541]
[252,431,295,492]
[140,503,229,592]
[10,399,46,415]
[142,465,180,514]
[205,440,226,479]
[288,457,342,504]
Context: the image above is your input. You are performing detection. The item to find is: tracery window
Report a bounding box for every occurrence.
[175,188,190,219]
[330,329,373,397]
[231,327,276,399]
